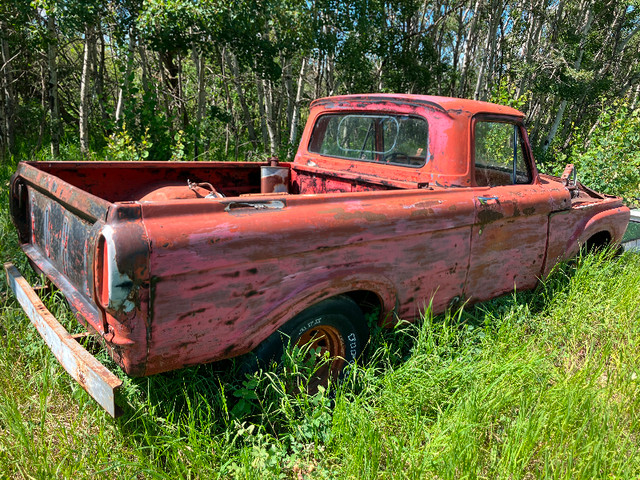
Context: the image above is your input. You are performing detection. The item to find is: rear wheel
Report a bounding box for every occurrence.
[252,296,369,391]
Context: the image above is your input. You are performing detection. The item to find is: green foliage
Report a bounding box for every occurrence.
[105,125,152,161]
[170,130,185,161]
[490,79,529,110]
[120,85,174,161]
[571,101,640,204]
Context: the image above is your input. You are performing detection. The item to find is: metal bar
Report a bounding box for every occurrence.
[4,263,123,417]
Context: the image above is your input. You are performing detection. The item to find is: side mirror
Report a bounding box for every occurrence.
[561,164,577,189]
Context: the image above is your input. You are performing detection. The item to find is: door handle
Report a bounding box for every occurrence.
[476,196,499,205]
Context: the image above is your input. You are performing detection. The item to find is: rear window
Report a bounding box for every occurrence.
[308,114,428,167]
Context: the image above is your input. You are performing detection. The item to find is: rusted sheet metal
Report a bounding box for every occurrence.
[8,94,631,381]
[260,160,290,194]
[24,161,268,200]
[140,188,476,374]
[545,201,629,273]
[301,94,524,189]
[21,243,104,335]
[4,263,122,417]
[13,162,111,222]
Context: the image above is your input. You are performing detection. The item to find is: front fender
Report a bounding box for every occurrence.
[544,204,630,274]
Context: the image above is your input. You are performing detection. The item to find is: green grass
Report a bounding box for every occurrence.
[623,219,640,242]
[2,157,640,478]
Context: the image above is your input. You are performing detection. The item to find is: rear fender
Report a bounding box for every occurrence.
[244,272,398,354]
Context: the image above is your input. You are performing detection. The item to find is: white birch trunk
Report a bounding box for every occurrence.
[226,51,257,149]
[47,13,60,158]
[256,77,270,149]
[288,58,307,151]
[458,0,482,97]
[542,5,594,152]
[115,33,135,124]
[262,78,279,156]
[79,24,95,156]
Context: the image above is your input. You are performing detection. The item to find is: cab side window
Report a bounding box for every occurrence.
[475,122,531,186]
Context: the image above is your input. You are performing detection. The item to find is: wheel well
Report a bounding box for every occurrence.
[342,290,383,324]
[583,231,612,253]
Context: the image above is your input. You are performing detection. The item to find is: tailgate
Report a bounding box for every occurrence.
[10,162,111,333]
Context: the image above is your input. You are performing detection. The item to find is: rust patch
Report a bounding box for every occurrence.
[333,210,387,222]
[410,208,435,219]
[178,308,206,321]
[478,209,504,224]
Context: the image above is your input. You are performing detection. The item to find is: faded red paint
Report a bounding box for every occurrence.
[9,94,630,378]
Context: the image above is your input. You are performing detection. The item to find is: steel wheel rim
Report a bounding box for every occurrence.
[297,324,346,390]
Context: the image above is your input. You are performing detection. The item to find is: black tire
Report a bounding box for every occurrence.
[250,296,369,386]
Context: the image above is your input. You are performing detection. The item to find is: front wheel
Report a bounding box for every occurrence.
[252,296,369,391]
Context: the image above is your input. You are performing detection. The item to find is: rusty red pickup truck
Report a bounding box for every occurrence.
[5,94,630,415]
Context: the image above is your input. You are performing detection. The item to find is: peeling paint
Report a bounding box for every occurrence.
[7,94,630,386]
[101,225,136,313]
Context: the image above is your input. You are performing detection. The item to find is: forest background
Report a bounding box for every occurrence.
[1,0,640,202]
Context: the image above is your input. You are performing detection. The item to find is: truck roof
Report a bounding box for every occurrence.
[310,94,524,118]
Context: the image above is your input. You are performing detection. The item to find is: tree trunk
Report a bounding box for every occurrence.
[158,52,173,137]
[0,79,5,165]
[47,13,60,158]
[192,44,206,159]
[221,48,237,159]
[284,61,294,141]
[79,24,95,157]
[226,51,257,149]
[631,83,640,111]
[473,24,491,100]
[458,0,482,97]
[261,78,278,156]
[138,43,151,95]
[450,7,465,95]
[94,25,109,128]
[116,32,135,124]
[542,4,594,152]
[256,76,270,149]
[160,50,179,135]
[37,62,47,151]
[0,19,15,160]
[178,54,187,130]
[288,58,307,155]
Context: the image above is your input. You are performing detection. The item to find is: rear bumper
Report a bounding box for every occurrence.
[4,263,123,417]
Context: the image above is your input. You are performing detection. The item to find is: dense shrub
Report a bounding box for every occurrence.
[571,101,640,205]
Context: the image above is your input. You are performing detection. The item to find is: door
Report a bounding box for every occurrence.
[464,119,552,303]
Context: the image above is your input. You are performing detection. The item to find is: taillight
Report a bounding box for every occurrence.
[94,225,135,314]
[95,233,109,308]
